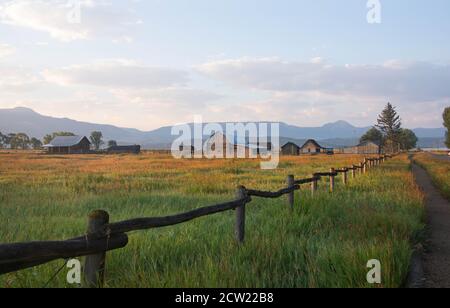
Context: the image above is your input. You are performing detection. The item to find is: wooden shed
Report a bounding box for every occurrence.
[281,142,301,156]
[107,145,141,154]
[43,136,91,154]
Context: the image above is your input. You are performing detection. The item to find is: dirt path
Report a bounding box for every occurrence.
[411,161,450,288]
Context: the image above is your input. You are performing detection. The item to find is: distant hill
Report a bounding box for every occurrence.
[0,107,446,149]
[0,107,147,144]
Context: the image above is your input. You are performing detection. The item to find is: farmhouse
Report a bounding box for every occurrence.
[336,141,381,154]
[43,135,91,154]
[281,142,301,156]
[300,139,324,154]
[107,145,141,154]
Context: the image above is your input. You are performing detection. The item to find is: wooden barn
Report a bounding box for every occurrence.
[300,139,324,154]
[336,141,381,154]
[107,145,141,154]
[43,136,91,154]
[281,142,301,156]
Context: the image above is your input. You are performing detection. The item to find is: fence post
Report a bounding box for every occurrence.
[311,175,318,196]
[235,186,246,244]
[287,175,295,210]
[342,169,348,185]
[329,168,335,193]
[352,166,356,179]
[84,210,109,288]
[363,159,367,174]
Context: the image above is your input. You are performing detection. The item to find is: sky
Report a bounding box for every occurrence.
[0,0,449,130]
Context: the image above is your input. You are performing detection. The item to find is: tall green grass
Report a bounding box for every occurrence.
[0,154,424,288]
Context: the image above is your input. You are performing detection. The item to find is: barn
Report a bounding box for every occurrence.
[43,136,91,154]
[281,142,301,156]
[300,139,324,154]
[336,141,381,154]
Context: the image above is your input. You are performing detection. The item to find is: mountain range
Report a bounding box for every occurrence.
[0,107,447,149]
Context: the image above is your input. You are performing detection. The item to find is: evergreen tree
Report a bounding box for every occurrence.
[376,103,402,153]
[444,107,450,149]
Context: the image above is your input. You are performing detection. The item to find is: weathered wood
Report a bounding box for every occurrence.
[311,174,318,196]
[294,177,317,185]
[343,170,348,185]
[0,234,128,275]
[287,175,295,210]
[329,168,335,193]
[108,196,251,236]
[235,186,246,244]
[363,159,368,174]
[84,210,109,288]
[352,166,357,179]
[246,185,299,199]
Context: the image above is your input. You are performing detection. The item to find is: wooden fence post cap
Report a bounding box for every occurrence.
[88,210,109,222]
[236,185,246,192]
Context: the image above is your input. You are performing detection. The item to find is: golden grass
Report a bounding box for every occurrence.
[0,151,424,288]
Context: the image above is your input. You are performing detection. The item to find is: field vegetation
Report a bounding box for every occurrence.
[0,151,424,288]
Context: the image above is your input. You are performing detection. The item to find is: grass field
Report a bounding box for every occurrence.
[414,153,450,200]
[0,151,424,288]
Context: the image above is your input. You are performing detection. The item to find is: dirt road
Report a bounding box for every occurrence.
[411,162,450,288]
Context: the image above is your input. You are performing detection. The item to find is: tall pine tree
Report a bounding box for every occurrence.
[444,107,450,149]
[376,103,402,153]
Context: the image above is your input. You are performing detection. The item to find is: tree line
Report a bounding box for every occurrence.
[360,103,419,153]
[361,104,450,152]
[0,130,118,150]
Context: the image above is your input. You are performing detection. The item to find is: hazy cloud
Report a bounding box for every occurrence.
[0,0,139,41]
[0,43,15,58]
[197,58,450,102]
[42,59,189,89]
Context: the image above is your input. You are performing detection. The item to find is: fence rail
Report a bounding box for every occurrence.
[0,153,398,287]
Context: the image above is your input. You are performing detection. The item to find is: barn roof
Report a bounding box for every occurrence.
[281,142,301,149]
[43,136,90,147]
[301,139,323,149]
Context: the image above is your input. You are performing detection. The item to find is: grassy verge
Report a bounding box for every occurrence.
[0,153,424,288]
[413,152,450,200]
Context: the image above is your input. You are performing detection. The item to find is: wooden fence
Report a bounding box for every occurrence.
[0,154,397,287]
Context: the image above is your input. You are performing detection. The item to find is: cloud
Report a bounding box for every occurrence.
[0,43,15,58]
[42,59,189,89]
[0,65,41,92]
[197,58,450,102]
[0,0,139,41]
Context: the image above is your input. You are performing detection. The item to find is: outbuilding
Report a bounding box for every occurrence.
[43,136,91,154]
[281,142,301,156]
